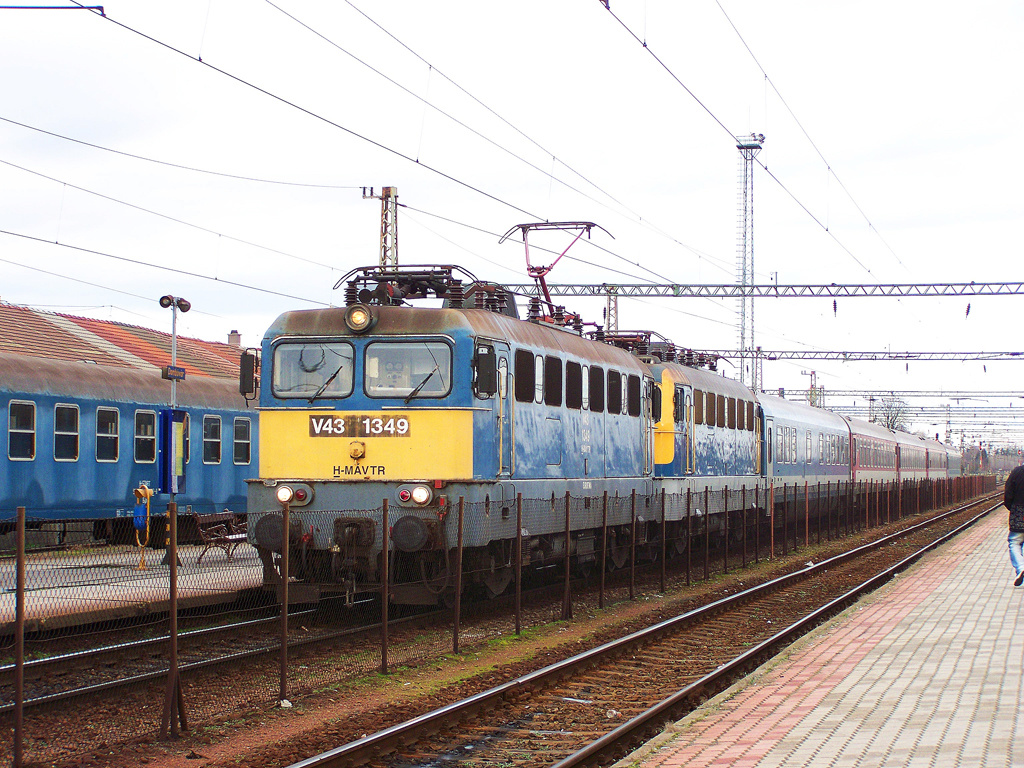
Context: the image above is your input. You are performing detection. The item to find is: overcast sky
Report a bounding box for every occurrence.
[1,1,1021,446]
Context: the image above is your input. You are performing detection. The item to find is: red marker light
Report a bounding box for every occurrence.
[294,489,307,502]
[398,489,412,502]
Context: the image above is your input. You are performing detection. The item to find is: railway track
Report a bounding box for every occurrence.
[285,493,1000,768]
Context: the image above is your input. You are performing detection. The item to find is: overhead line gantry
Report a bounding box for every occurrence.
[505,281,1024,298]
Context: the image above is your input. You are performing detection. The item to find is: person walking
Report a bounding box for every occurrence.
[1005,464,1024,586]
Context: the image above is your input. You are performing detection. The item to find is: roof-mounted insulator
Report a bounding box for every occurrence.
[345,281,359,306]
[528,297,542,323]
[553,305,565,324]
[595,326,605,342]
[573,316,583,336]
[448,280,464,309]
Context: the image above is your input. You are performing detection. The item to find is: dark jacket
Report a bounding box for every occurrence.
[1005,465,1024,531]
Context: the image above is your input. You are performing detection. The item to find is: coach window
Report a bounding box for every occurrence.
[54,404,79,462]
[544,356,563,407]
[694,389,704,424]
[627,375,641,416]
[806,431,812,463]
[775,427,783,462]
[96,407,119,463]
[589,366,604,412]
[8,400,35,460]
[514,349,534,402]
[134,410,157,463]
[203,415,222,464]
[607,370,622,414]
[566,361,582,409]
[234,417,252,464]
[791,428,798,464]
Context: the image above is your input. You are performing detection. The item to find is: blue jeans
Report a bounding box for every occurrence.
[1009,532,1024,575]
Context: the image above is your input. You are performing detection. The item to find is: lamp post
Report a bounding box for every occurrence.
[159,295,191,410]
[158,295,190,736]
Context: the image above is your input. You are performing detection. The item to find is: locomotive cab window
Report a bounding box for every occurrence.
[54,403,79,462]
[8,400,35,461]
[134,410,157,463]
[96,407,118,463]
[273,341,354,400]
[366,341,451,400]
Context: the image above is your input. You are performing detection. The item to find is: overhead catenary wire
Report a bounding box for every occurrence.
[597,2,875,277]
[713,0,906,272]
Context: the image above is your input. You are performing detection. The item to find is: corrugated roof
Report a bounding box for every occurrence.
[0,302,242,379]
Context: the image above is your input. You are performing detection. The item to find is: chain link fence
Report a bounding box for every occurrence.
[1,474,997,765]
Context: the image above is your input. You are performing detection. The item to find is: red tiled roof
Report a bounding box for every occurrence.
[0,302,242,379]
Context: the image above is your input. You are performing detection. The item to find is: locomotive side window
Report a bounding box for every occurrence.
[234,417,252,465]
[728,398,737,429]
[8,400,35,461]
[705,391,716,427]
[746,402,754,431]
[273,341,354,400]
[589,366,604,413]
[54,404,79,462]
[607,370,622,414]
[544,356,562,407]
[717,395,726,429]
[626,375,641,416]
[366,341,451,400]
[694,389,704,424]
[514,349,534,402]
[580,365,589,410]
[566,361,583,409]
[203,415,222,464]
[96,407,119,463]
[736,400,744,431]
[134,410,157,463]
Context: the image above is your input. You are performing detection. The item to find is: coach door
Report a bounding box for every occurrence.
[496,347,513,477]
[764,417,774,479]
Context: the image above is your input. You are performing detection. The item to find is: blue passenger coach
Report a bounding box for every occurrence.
[0,304,256,541]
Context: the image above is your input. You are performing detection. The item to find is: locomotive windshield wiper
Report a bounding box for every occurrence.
[308,364,345,403]
[404,365,439,404]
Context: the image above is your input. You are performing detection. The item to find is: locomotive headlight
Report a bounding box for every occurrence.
[344,304,375,333]
[276,485,295,504]
[410,485,432,505]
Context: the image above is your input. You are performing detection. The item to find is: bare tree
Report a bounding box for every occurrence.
[873,397,910,432]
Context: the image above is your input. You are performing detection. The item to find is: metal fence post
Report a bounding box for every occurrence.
[515,494,522,635]
[685,488,692,586]
[600,491,608,609]
[453,498,464,654]
[660,489,666,594]
[381,499,389,674]
[723,487,729,575]
[563,492,572,620]
[804,481,809,548]
[161,501,187,738]
[703,486,710,581]
[279,500,290,704]
[629,489,636,601]
[15,507,25,768]
[741,485,747,569]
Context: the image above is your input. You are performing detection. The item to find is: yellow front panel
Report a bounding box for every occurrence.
[259,409,474,480]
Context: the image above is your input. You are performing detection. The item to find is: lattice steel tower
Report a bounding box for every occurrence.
[363,186,399,267]
[736,134,764,389]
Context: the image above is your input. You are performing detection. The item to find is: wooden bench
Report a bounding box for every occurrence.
[191,510,247,565]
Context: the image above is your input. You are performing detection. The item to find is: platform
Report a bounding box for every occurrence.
[0,542,262,634]
[624,507,1016,768]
